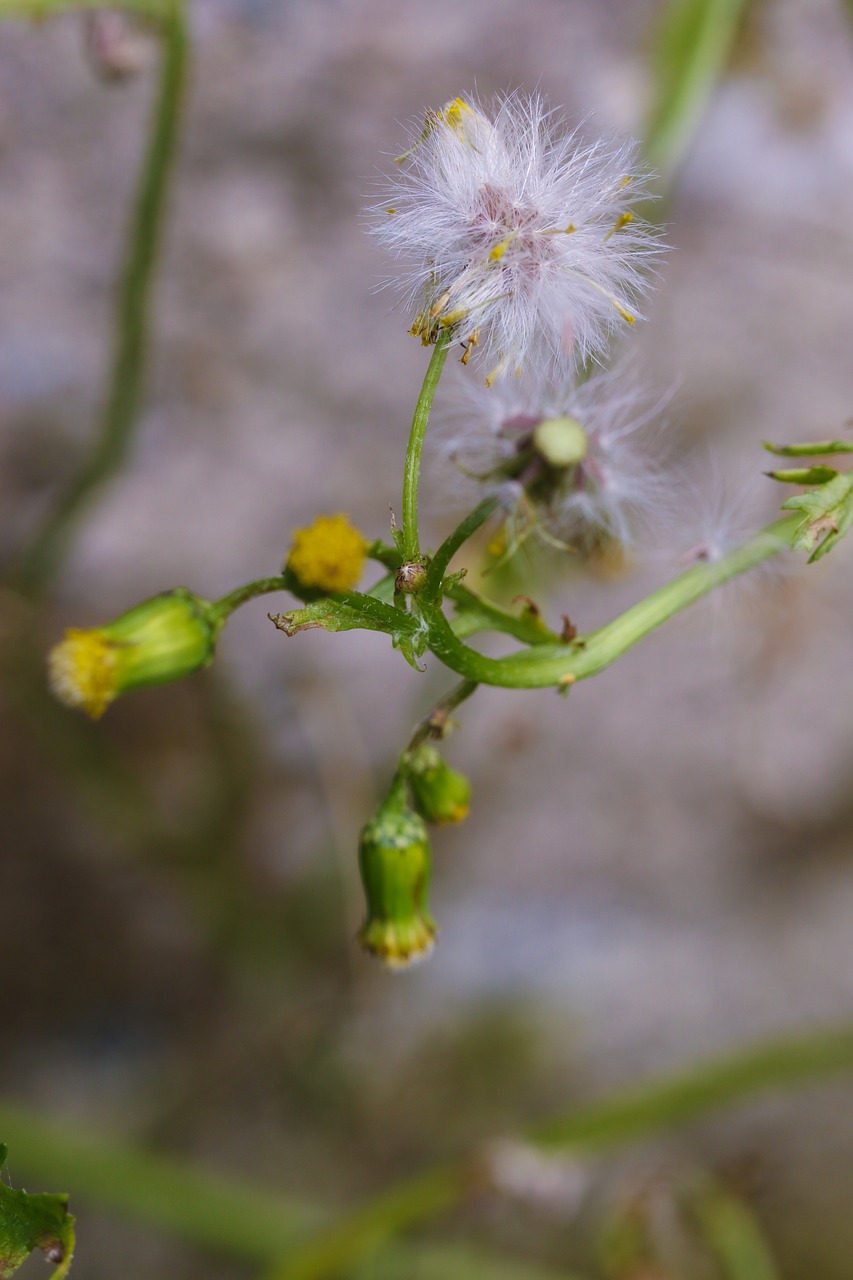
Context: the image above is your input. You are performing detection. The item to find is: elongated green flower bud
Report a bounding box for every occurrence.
[48,589,217,719]
[358,798,436,968]
[408,745,471,825]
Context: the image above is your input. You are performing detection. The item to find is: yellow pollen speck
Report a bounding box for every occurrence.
[489,232,518,262]
[287,514,367,593]
[487,529,508,558]
[385,207,396,215]
[47,629,119,719]
[557,673,577,687]
[604,211,634,242]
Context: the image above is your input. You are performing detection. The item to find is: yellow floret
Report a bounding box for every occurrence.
[286,514,367,593]
[47,629,118,720]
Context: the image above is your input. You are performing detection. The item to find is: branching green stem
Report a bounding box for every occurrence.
[16,0,188,592]
[420,496,498,604]
[424,516,798,688]
[401,338,451,563]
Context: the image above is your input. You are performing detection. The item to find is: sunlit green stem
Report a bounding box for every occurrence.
[420,496,498,604]
[401,338,451,563]
[16,0,188,592]
[425,516,798,688]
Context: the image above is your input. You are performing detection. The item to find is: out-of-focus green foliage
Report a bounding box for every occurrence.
[0,0,172,17]
[0,1145,75,1280]
[645,0,748,176]
[692,1180,780,1280]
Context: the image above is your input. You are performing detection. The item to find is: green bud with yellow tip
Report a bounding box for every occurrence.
[47,588,218,719]
[408,745,471,825]
[358,795,436,969]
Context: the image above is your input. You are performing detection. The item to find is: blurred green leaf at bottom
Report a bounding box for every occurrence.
[0,1144,75,1280]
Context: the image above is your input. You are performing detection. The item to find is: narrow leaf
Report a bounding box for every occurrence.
[763,439,853,457]
[766,466,838,485]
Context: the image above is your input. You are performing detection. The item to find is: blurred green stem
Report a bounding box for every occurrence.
[16,0,188,592]
[3,1024,853,1274]
[402,338,451,563]
[1,1,173,15]
[264,1020,853,1280]
[644,0,748,183]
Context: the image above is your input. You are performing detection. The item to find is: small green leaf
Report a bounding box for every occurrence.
[766,466,838,485]
[763,439,853,457]
[0,1148,75,1280]
[782,471,853,562]
[691,1182,780,1280]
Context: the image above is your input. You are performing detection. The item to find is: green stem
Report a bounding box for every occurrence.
[404,678,478,757]
[401,339,451,563]
[425,516,798,688]
[209,576,290,626]
[447,584,562,646]
[2,0,172,14]
[420,496,498,604]
[16,1,188,593]
[263,1020,853,1280]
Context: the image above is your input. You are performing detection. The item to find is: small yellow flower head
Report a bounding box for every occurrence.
[47,589,217,719]
[48,629,118,720]
[286,514,367,593]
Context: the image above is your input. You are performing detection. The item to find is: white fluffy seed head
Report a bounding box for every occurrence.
[370,93,662,381]
[440,364,673,557]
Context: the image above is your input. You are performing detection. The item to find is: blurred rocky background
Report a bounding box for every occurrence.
[2,1,853,1277]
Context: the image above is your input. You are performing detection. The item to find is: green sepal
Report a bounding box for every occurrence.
[782,472,853,562]
[0,1147,75,1280]
[766,466,838,485]
[764,439,853,457]
[103,589,217,690]
[395,634,427,673]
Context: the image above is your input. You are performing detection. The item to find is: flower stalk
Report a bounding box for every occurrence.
[401,337,451,563]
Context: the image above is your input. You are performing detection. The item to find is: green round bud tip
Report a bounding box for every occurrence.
[409,746,471,825]
[533,416,588,468]
[357,803,436,968]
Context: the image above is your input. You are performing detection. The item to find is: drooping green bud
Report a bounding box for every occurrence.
[533,416,588,468]
[358,798,436,968]
[408,745,471,825]
[47,588,218,719]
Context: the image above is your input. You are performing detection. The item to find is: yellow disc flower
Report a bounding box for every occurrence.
[286,513,367,593]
